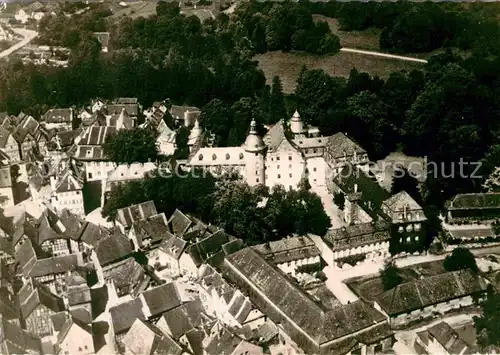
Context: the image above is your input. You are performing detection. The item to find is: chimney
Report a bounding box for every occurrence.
[403,204,407,220]
[354,183,358,193]
[50,176,56,191]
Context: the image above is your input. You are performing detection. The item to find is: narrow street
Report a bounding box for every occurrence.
[0,28,38,58]
[339,47,428,63]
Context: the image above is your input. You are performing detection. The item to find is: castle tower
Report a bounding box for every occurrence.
[290,110,306,136]
[243,119,266,186]
[187,119,203,152]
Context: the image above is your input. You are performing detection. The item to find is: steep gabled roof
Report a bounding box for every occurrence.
[324,132,366,160]
[0,316,43,355]
[140,282,182,318]
[95,230,133,266]
[116,201,158,229]
[168,209,192,237]
[109,297,145,335]
[28,254,79,278]
[263,120,285,153]
[43,108,73,124]
[55,170,83,193]
[19,281,65,320]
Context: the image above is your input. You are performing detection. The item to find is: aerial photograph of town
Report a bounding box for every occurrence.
[1,0,500,354]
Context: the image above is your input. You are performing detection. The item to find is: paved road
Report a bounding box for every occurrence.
[340,47,428,64]
[0,28,38,59]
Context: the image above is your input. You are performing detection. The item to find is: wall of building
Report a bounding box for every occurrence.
[306,157,327,188]
[0,187,14,207]
[386,295,477,328]
[265,150,305,191]
[332,241,389,262]
[277,256,321,276]
[244,150,265,187]
[53,190,85,217]
[84,161,116,181]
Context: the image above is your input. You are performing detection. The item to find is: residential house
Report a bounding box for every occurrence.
[72,126,117,181]
[28,254,81,296]
[414,321,478,355]
[123,318,183,355]
[0,126,21,161]
[251,236,321,276]
[102,256,149,299]
[156,125,177,156]
[139,282,182,321]
[109,298,146,352]
[203,322,264,355]
[128,212,172,255]
[0,285,20,321]
[0,316,44,355]
[103,162,156,203]
[446,193,500,224]
[50,169,85,217]
[197,264,256,329]
[374,269,488,327]
[42,108,74,131]
[66,270,92,321]
[0,149,14,207]
[331,164,390,224]
[106,97,140,125]
[91,99,105,114]
[115,200,158,230]
[15,1,45,24]
[93,32,109,52]
[446,227,496,245]
[321,221,391,266]
[155,298,207,346]
[18,280,66,337]
[55,316,94,355]
[382,190,427,249]
[169,105,201,127]
[220,247,394,354]
[12,114,40,161]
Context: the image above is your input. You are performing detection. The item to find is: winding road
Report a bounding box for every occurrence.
[0,28,38,59]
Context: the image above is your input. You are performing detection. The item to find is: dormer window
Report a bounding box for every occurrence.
[225,153,230,160]
[212,154,217,160]
[198,154,203,160]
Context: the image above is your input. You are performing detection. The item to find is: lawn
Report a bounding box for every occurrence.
[109,1,159,20]
[346,260,447,301]
[254,50,424,94]
[312,14,381,51]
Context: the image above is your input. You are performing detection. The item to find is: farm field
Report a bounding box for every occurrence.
[254,50,424,93]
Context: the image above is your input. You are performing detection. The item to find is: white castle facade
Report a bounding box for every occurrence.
[186,111,370,190]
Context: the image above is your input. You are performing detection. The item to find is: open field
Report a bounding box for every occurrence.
[254,50,424,93]
[313,14,382,51]
[109,1,158,19]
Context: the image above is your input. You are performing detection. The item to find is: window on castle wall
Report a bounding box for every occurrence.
[289,156,292,161]
[289,173,292,178]
[256,178,259,183]
[415,223,421,231]
[226,154,230,160]
[276,157,280,161]
[278,174,281,179]
[212,154,217,160]
[239,153,244,159]
[199,154,203,160]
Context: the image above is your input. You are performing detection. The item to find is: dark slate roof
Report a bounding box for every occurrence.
[95,230,133,266]
[0,126,12,148]
[107,102,138,117]
[418,322,475,355]
[43,108,73,124]
[0,316,43,355]
[56,317,92,345]
[132,213,173,248]
[168,209,193,237]
[28,254,79,278]
[116,201,158,229]
[19,281,65,320]
[187,230,230,267]
[79,222,110,247]
[222,247,389,349]
[0,287,20,320]
[109,297,145,335]
[102,257,147,297]
[323,221,390,252]
[14,239,37,277]
[69,307,93,324]
[324,132,366,161]
[55,171,83,193]
[252,236,321,265]
[159,299,204,339]
[123,318,182,355]
[141,282,182,318]
[67,271,91,306]
[54,129,81,148]
[159,236,187,260]
[58,209,88,240]
[448,193,500,210]
[50,312,70,332]
[12,115,39,143]
[375,269,488,316]
[203,324,243,355]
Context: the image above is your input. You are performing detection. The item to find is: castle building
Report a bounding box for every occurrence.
[186,111,369,190]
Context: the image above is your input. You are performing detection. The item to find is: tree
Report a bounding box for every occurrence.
[333,192,345,210]
[199,99,233,146]
[474,285,500,349]
[103,128,159,164]
[269,76,287,124]
[380,261,404,291]
[443,247,478,273]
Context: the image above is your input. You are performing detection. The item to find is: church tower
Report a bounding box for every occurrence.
[243,119,266,186]
[290,110,306,136]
